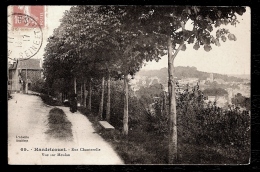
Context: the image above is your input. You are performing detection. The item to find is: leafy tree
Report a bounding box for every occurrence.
[97,6,172,135]
[43,24,75,96]
[44,6,122,112]
[136,83,164,99]
[232,93,251,110]
[43,5,246,164]
[99,76,105,119]
[29,78,45,93]
[98,5,246,163]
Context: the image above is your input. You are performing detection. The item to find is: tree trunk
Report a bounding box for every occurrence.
[80,84,83,105]
[106,73,111,122]
[99,77,105,119]
[87,79,92,111]
[167,36,184,164]
[168,36,177,164]
[83,79,87,108]
[74,77,77,94]
[122,76,129,135]
[163,91,167,115]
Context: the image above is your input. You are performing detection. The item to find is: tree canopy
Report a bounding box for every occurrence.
[44,6,246,84]
[42,5,246,164]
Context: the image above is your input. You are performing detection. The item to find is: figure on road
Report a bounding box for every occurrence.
[70,93,77,113]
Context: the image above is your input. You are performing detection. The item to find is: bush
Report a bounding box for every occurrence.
[134,83,250,163]
[145,99,168,134]
[128,96,148,130]
[30,78,45,93]
[80,78,250,163]
[175,85,250,145]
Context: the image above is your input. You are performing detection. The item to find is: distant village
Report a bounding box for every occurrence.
[8,58,250,112]
[130,71,250,111]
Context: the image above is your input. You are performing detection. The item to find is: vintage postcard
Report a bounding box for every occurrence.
[8,6,250,165]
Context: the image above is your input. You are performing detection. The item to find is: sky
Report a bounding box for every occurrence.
[141,7,251,75]
[22,6,250,75]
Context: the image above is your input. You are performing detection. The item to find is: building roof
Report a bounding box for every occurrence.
[17,59,42,70]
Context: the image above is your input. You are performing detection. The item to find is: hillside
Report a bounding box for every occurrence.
[134,66,245,86]
[227,74,250,80]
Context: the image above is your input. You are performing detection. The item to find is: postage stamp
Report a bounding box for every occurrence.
[13,6,45,28]
[8,6,44,61]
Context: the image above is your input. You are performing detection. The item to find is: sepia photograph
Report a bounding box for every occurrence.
[7,5,250,165]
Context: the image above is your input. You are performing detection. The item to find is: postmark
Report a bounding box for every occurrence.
[8,12,43,61]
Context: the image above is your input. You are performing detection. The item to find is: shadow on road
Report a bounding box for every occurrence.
[45,107,73,142]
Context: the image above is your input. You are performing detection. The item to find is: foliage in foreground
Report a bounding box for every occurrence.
[79,81,250,164]
[232,93,251,110]
[29,78,45,93]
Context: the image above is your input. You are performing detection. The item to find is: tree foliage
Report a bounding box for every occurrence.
[42,5,247,164]
[232,93,251,110]
[203,87,228,96]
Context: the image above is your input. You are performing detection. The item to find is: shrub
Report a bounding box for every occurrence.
[30,78,45,93]
[145,99,169,134]
[136,83,250,162]
[175,85,250,150]
[81,79,250,164]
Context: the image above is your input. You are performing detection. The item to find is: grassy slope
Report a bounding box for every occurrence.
[78,107,249,164]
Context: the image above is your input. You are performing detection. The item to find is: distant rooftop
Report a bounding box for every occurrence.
[9,58,42,70]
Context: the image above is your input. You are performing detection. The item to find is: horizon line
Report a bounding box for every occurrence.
[140,67,251,76]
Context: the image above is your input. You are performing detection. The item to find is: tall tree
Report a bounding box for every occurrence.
[83,79,87,107]
[87,78,92,111]
[97,5,171,135]
[123,76,129,134]
[43,5,246,163]
[106,69,111,122]
[97,5,246,163]
[99,76,105,119]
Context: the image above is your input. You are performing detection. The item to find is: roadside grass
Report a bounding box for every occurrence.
[177,138,250,164]
[78,107,168,164]
[45,107,73,141]
[78,106,250,164]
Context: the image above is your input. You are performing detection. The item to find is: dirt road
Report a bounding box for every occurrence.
[8,93,123,165]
